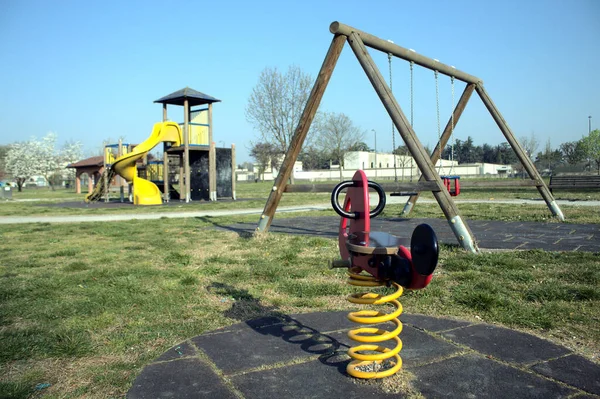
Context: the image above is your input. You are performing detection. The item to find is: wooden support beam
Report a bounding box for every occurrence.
[209,103,217,201]
[231,144,236,200]
[183,99,190,202]
[475,83,564,221]
[403,83,476,215]
[209,141,217,201]
[347,31,478,252]
[256,34,347,233]
[162,103,169,202]
[330,21,482,84]
[284,181,439,193]
[458,179,539,188]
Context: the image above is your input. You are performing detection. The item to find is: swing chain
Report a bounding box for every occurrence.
[434,70,442,173]
[409,61,414,181]
[450,76,455,174]
[389,52,398,182]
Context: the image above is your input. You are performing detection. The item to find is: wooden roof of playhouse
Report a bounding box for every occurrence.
[66,156,104,168]
[154,87,221,107]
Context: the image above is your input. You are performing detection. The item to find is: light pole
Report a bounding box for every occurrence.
[371,129,377,179]
[589,116,592,135]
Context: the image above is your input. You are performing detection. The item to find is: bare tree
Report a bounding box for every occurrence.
[315,112,364,179]
[245,65,313,154]
[519,132,539,160]
[393,145,413,181]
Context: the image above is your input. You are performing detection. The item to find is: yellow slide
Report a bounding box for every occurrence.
[112,121,182,205]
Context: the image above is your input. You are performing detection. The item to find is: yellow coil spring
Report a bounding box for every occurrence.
[346,270,403,379]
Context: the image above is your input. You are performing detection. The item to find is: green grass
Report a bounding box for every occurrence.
[0,183,331,217]
[3,181,600,218]
[1,183,600,397]
[0,216,599,398]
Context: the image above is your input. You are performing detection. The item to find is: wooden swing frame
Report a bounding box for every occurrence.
[255,21,565,253]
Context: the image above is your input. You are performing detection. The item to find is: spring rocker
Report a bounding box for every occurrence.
[330,170,439,379]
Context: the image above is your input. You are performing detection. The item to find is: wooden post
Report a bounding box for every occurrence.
[88,173,94,193]
[208,103,214,148]
[256,34,347,233]
[403,83,476,215]
[231,143,236,200]
[179,155,184,200]
[347,32,478,252]
[475,83,564,221]
[183,99,190,202]
[75,172,81,194]
[210,142,217,200]
[103,167,109,203]
[163,103,170,202]
[208,103,216,200]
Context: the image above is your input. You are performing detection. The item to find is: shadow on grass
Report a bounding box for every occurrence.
[194,216,339,239]
[207,282,349,374]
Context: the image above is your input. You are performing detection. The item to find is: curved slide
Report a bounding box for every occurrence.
[86,122,182,205]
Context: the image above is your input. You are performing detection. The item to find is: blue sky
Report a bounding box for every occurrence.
[1,0,598,163]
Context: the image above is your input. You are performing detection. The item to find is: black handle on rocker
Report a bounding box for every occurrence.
[330,180,386,219]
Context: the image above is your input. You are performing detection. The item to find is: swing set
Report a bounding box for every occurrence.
[387,44,460,196]
[255,21,565,253]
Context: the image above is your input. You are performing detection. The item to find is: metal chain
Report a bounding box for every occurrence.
[435,70,442,173]
[409,61,414,181]
[389,52,398,182]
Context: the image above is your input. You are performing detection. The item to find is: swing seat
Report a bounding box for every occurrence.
[440,175,460,197]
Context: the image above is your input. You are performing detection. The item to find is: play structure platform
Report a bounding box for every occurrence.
[127,311,599,398]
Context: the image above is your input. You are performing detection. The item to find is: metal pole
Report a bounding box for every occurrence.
[330,22,482,84]
[347,31,478,252]
[403,83,476,215]
[475,83,564,221]
[589,115,592,135]
[256,34,347,233]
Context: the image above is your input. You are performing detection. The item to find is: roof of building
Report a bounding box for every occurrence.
[66,156,104,168]
[154,87,221,107]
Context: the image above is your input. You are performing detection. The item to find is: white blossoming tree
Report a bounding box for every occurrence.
[5,133,83,191]
[5,140,39,192]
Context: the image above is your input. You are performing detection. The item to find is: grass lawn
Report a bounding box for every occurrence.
[0,182,600,223]
[1,182,599,398]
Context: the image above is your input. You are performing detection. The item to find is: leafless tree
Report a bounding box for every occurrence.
[246,65,313,154]
[315,112,364,180]
[519,132,539,161]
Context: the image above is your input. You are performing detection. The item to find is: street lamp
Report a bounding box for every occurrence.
[589,116,592,135]
[371,129,377,179]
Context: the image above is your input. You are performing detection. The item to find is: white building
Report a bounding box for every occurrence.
[237,150,513,182]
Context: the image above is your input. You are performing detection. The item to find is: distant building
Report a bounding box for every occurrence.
[236,151,513,182]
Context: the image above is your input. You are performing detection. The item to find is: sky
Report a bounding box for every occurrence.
[1,0,598,163]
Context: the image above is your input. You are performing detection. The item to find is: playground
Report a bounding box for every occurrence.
[2,20,600,399]
[1,180,600,398]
